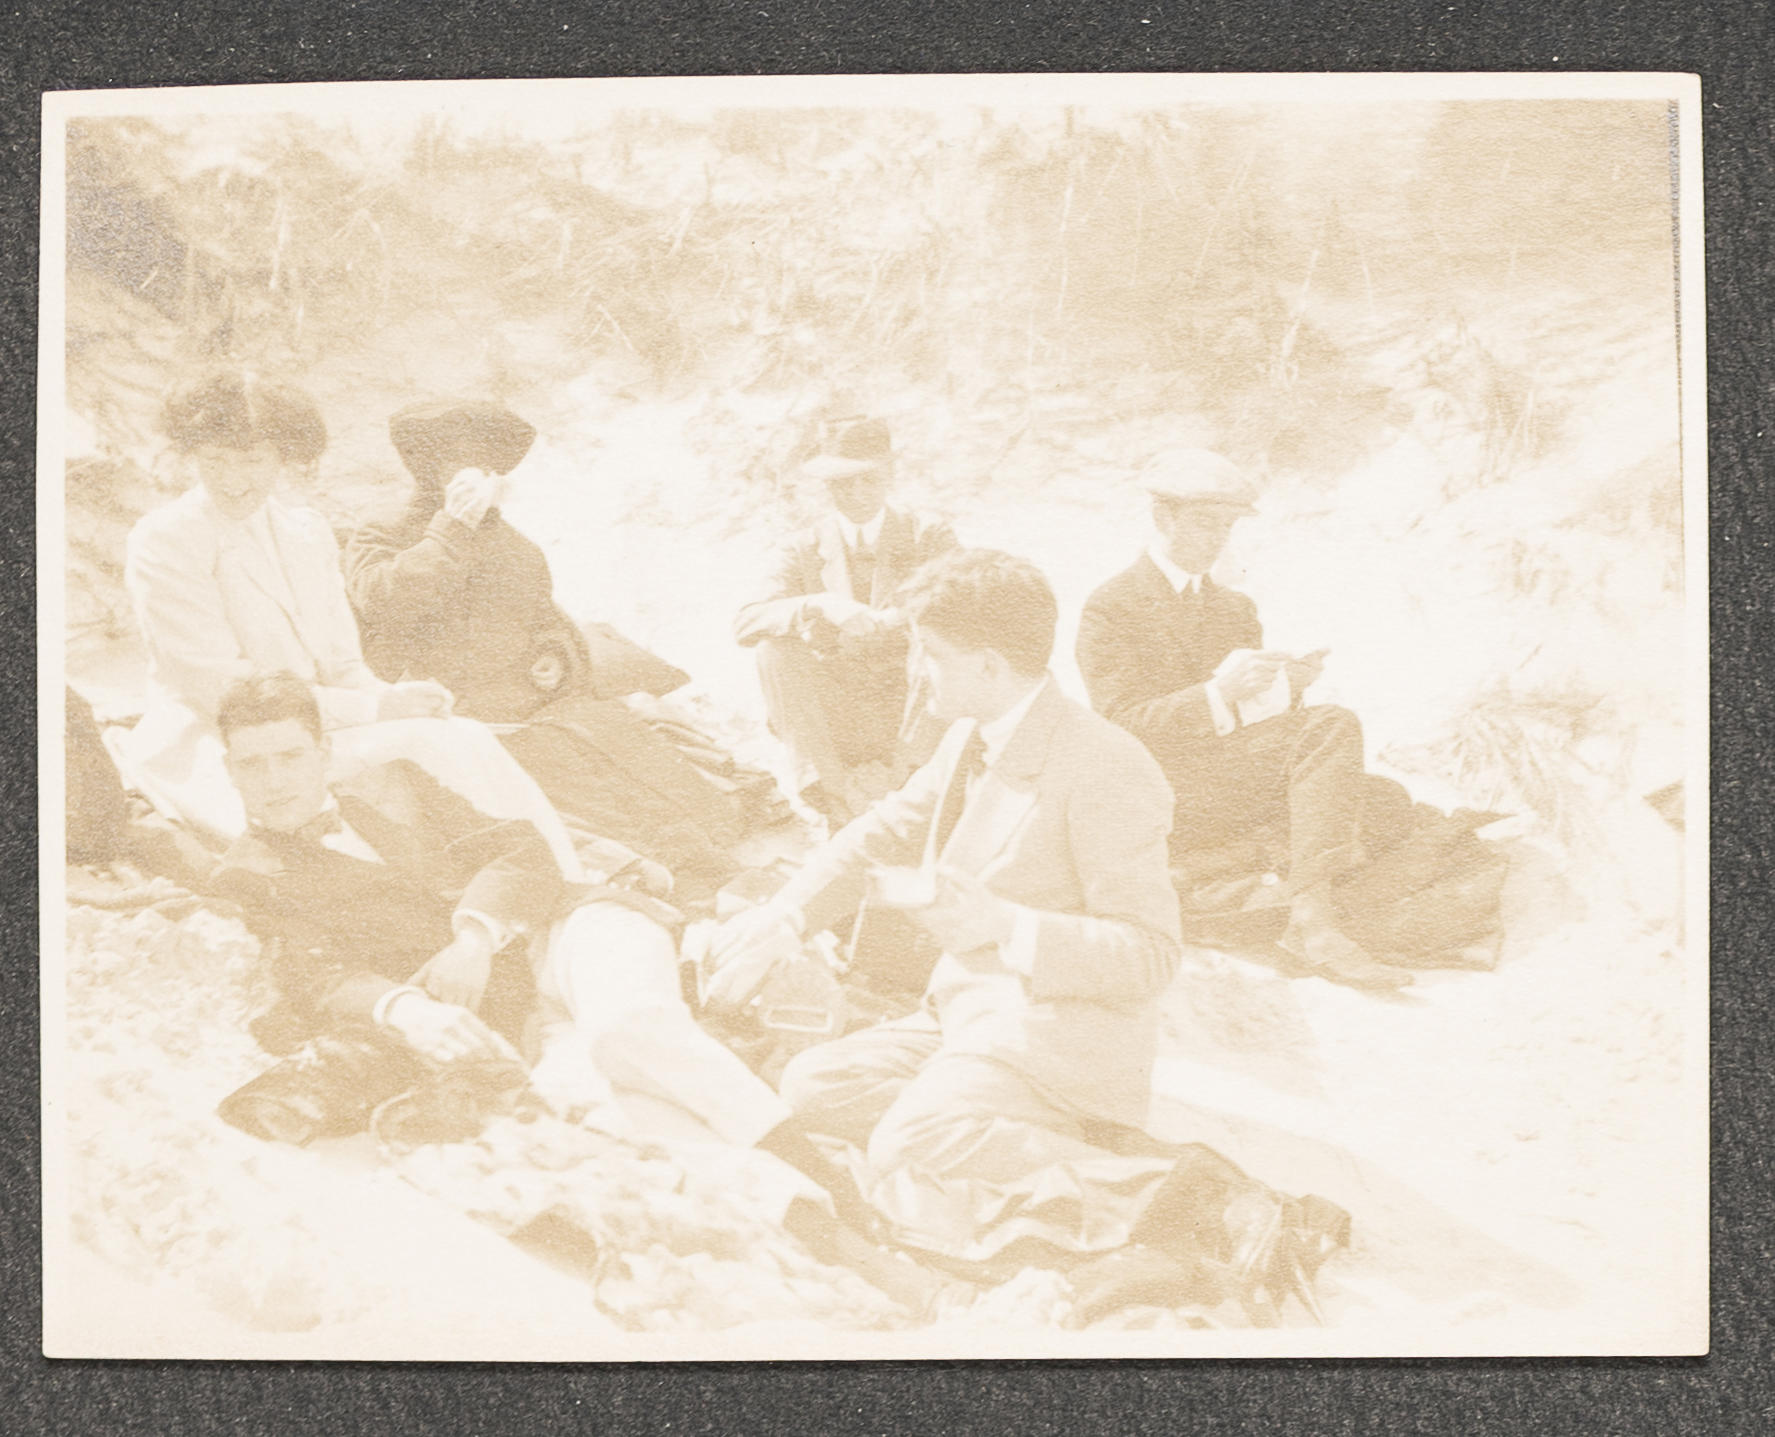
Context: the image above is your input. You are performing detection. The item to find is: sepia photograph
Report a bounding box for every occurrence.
[38,72,1707,1360]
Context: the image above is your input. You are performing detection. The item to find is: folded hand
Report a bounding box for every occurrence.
[700,905,804,1012]
[384,991,517,1066]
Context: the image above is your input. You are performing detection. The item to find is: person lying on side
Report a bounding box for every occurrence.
[210,672,936,1308]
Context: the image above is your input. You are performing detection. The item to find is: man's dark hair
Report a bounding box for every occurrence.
[216,672,324,744]
[161,370,328,464]
[900,548,1057,677]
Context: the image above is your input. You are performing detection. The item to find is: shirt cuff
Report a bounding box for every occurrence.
[453,908,514,952]
[1000,905,1040,977]
[372,984,427,1028]
[1204,679,1240,738]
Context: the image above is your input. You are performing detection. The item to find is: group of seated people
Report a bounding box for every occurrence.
[72,368,1509,1326]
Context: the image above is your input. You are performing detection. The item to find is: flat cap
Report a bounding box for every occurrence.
[802,415,893,482]
[1140,447,1258,511]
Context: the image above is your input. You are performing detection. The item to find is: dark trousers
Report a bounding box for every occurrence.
[1165,704,1368,893]
[754,636,910,792]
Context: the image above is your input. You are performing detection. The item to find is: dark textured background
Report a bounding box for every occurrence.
[5,3,1768,1432]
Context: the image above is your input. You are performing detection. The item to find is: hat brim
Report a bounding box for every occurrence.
[803,453,890,482]
[1143,485,1257,513]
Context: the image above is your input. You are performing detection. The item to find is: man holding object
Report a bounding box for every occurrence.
[1077,449,1408,990]
[705,549,1345,1322]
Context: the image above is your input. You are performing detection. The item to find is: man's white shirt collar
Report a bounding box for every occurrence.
[838,509,886,551]
[1147,542,1204,595]
[977,675,1049,769]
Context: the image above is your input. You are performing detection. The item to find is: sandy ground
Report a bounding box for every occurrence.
[52,262,1701,1353]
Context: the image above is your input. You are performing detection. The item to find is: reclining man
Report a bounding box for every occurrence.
[704,550,1347,1323]
[734,415,956,828]
[1076,448,1416,991]
[206,672,921,1295]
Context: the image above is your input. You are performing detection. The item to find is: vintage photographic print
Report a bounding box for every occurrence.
[38,72,1706,1359]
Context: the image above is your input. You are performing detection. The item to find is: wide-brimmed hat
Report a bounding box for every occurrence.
[388,400,537,487]
[1140,447,1258,512]
[802,415,893,482]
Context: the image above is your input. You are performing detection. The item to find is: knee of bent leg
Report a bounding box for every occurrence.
[777,1040,856,1118]
[866,1085,979,1178]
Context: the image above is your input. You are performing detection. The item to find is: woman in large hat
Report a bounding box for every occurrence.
[344,400,774,897]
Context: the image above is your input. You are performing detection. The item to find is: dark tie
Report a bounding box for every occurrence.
[932,728,989,855]
[848,541,877,603]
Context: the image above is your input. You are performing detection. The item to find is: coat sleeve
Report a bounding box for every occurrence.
[770,730,959,936]
[1019,737,1183,1008]
[344,513,486,658]
[733,541,820,646]
[414,771,571,938]
[292,514,390,724]
[1076,584,1260,748]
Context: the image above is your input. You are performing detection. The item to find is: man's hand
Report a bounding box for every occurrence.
[1216,649,1286,705]
[699,904,805,1012]
[376,679,455,722]
[801,592,890,643]
[412,925,497,1011]
[442,466,505,528]
[383,989,518,1065]
[907,867,1018,956]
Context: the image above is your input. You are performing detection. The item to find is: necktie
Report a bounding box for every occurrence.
[933,728,988,855]
[848,541,876,603]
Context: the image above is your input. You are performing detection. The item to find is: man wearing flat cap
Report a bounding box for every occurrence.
[1076,448,1408,990]
[734,416,956,827]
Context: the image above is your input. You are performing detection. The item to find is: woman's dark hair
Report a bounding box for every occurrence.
[216,672,324,743]
[161,371,328,465]
[899,548,1058,677]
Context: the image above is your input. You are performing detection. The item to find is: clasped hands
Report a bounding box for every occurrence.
[1216,647,1327,704]
[799,592,901,648]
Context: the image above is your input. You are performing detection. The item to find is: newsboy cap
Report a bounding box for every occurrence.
[802,415,894,482]
[388,400,537,487]
[1140,447,1258,511]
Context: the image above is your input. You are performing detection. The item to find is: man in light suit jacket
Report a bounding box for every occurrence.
[706,550,1345,1319]
[733,416,956,826]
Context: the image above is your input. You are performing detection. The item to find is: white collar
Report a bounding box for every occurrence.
[1147,542,1204,595]
[976,675,1049,769]
[838,509,886,551]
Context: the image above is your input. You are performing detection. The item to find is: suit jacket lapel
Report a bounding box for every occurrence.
[870,508,915,607]
[1133,551,1211,671]
[936,682,1062,880]
[815,517,854,599]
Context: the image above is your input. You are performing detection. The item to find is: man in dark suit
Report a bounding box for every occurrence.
[209,672,949,1309]
[1076,448,1407,990]
[734,416,956,827]
[706,550,1345,1320]
[209,670,578,1062]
